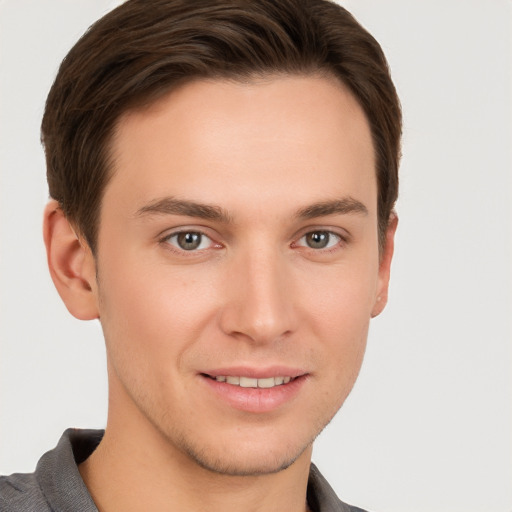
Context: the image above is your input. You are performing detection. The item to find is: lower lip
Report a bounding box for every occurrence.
[201,375,308,413]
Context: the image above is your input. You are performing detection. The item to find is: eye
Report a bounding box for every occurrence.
[296,230,341,250]
[164,231,213,251]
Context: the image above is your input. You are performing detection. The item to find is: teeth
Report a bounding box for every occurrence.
[214,375,293,388]
[240,377,258,388]
[257,377,276,388]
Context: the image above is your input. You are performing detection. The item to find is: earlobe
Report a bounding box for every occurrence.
[43,200,99,320]
[371,213,398,318]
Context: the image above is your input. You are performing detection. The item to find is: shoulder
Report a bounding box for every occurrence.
[0,472,50,511]
[308,463,372,512]
[0,428,102,512]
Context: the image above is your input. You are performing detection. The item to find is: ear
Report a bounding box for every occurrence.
[371,213,398,318]
[43,200,99,320]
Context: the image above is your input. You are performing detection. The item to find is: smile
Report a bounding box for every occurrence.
[212,376,293,388]
[201,371,307,412]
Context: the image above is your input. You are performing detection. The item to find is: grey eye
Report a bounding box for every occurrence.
[177,232,202,250]
[306,231,329,249]
[299,231,340,250]
[168,232,211,251]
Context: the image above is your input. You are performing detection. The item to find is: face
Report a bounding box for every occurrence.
[87,75,394,475]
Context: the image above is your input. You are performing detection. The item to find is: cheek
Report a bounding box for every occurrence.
[96,257,218,368]
[305,258,379,329]
[301,260,377,380]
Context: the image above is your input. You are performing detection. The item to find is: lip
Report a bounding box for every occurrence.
[199,366,309,413]
[202,366,306,379]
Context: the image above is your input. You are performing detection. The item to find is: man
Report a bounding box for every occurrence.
[0,0,401,510]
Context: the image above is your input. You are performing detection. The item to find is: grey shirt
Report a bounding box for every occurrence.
[0,429,369,512]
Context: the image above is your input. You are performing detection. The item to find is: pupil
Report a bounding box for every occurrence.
[177,232,201,250]
[307,231,329,249]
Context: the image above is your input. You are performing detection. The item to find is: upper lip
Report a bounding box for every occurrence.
[201,366,307,379]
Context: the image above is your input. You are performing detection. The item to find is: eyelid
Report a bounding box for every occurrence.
[293,224,350,241]
[157,223,218,241]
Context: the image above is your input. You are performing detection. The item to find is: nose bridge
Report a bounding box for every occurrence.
[219,243,296,343]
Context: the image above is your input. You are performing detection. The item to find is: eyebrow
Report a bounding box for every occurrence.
[136,197,232,223]
[135,195,367,223]
[296,197,368,219]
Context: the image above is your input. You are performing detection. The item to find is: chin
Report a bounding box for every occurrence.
[184,441,311,477]
[165,425,318,477]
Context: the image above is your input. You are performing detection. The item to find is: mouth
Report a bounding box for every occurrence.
[203,374,294,388]
[200,369,308,413]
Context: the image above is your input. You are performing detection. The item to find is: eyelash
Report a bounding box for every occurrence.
[159,229,347,255]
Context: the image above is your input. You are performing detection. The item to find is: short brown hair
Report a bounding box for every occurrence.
[42,0,401,253]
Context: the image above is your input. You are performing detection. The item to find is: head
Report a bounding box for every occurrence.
[42,0,401,477]
[42,0,400,254]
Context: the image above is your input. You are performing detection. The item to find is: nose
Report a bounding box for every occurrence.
[218,248,297,345]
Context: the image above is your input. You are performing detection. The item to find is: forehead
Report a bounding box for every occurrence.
[106,74,376,219]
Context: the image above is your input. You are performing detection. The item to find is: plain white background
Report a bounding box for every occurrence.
[1,1,511,511]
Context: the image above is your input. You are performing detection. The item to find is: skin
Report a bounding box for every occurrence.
[44,74,397,512]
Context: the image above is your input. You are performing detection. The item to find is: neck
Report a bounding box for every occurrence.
[79,379,312,512]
